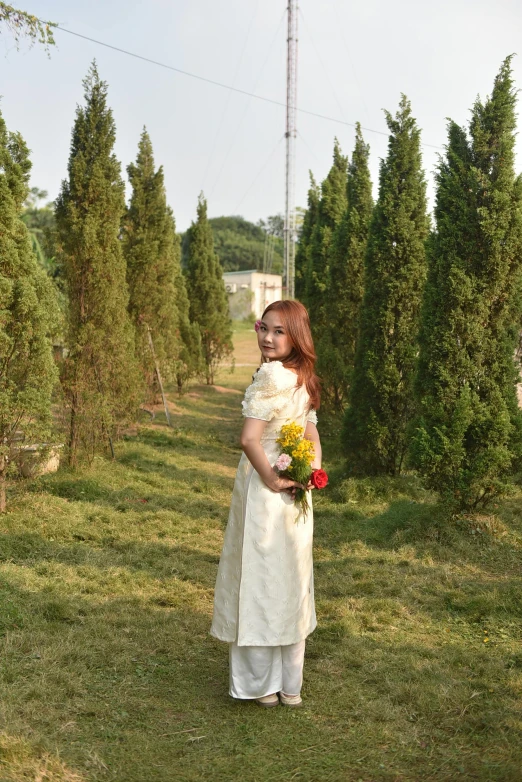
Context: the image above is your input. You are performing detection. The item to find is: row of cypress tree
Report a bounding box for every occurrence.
[0,62,233,492]
[297,58,522,512]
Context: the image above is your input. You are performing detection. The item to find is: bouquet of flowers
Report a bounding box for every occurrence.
[275,422,329,519]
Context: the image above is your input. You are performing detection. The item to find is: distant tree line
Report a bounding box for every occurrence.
[297,58,522,514]
[181,214,285,275]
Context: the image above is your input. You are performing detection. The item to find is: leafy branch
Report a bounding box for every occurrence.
[0,2,56,52]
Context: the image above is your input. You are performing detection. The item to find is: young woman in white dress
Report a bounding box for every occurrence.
[211,299,322,708]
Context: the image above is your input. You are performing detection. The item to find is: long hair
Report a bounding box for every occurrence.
[262,300,321,410]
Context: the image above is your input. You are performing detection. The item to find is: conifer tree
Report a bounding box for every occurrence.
[0,107,58,511]
[412,58,522,510]
[295,173,320,304]
[318,124,373,409]
[343,97,429,475]
[305,140,348,330]
[185,194,233,384]
[123,129,199,401]
[167,206,203,393]
[56,63,140,465]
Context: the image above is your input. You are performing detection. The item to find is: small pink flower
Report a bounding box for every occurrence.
[275,453,292,471]
[254,320,262,332]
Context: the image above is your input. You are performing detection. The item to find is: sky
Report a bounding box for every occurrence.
[2,0,522,232]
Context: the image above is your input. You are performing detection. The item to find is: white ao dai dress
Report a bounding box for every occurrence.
[210,361,318,697]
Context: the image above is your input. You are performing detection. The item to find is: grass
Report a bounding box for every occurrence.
[1,325,522,781]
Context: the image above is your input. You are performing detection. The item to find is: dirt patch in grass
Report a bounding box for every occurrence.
[212,385,242,395]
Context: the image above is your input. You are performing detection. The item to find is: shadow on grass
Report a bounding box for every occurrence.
[0,576,231,710]
[315,496,522,574]
[117,452,238,484]
[314,497,441,551]
[35,468,233,520]
[172,388,244,418]
[0,532,220,590]
[131,426,239,454]
[314,550,522,622]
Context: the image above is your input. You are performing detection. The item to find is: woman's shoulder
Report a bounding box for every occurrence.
[254,361,298,393]
[242,362,298,421]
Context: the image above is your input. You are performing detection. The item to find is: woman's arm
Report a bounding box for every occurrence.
[304,421,322,491]
[304,422,321,469]
[240,418,305,495]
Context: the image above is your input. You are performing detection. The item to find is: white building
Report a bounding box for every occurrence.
[223,270,282,320]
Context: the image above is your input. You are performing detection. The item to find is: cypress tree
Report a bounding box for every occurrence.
[306,140,348,329]
[123,129,187,401]
[412,58,522,510]
[0,107,58,511]
[167,206,203,393]
[318,124,373,410]
[295,173,320,304]
[185,194,233,385]
[56,63,140,465]
[344,97,429,475]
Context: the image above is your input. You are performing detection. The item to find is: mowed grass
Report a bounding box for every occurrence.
[1,324,522,781]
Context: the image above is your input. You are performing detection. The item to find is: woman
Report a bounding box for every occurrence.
[211,300,322,708]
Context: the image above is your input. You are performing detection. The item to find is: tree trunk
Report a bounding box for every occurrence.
[0,455,6,513]
[147,327,171,427]
[69,392,79,467]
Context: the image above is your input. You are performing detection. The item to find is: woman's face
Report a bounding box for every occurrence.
[257,310,293,362]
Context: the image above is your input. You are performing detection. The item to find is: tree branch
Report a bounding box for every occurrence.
[0,2,56,52]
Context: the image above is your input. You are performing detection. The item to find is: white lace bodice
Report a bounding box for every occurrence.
[241,361,318,433]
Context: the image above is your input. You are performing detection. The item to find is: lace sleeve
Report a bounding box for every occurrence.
[307,409,318,427]
[241,361,297,422]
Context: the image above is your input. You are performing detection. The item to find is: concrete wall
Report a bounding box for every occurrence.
[223,271,282,319]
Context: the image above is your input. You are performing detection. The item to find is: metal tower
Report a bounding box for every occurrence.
[263,231,276,274]
[284,0,298,299]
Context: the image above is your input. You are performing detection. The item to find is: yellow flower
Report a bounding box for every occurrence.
[277,422,304,449]
[291,439,315,463]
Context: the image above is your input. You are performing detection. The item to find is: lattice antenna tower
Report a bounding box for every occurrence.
[262,231,276,274]
[284,0,298,299]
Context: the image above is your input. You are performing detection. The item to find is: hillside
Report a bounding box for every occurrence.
[181,214,284,274]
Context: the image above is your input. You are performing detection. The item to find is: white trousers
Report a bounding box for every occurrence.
[229,640,306,699]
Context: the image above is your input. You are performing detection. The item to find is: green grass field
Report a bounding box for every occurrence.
[1,322,521,781]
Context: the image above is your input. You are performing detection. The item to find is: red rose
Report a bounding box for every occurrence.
[311,469,328,490]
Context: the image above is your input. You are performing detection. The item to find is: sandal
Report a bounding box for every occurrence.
[255,693,279,708]
[279,692,302,707]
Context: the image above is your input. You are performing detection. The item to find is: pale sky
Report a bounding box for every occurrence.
[2,0,522,231]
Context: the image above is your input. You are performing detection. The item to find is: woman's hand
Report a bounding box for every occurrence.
[240,419,307,498]
[305,465,322,491]
[266,471,305,497]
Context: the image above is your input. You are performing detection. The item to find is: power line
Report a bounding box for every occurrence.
[200,0,261,191]
[53,24,444,151]
[297,130,321,163]
[332,0,371,122]
[233,135,284,214]
[299,7,348,125]
[208,8,287,200]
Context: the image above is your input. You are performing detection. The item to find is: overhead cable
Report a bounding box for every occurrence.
[53,24,444,150]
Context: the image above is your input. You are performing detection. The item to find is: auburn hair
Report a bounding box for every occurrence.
[261,300,321,411]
